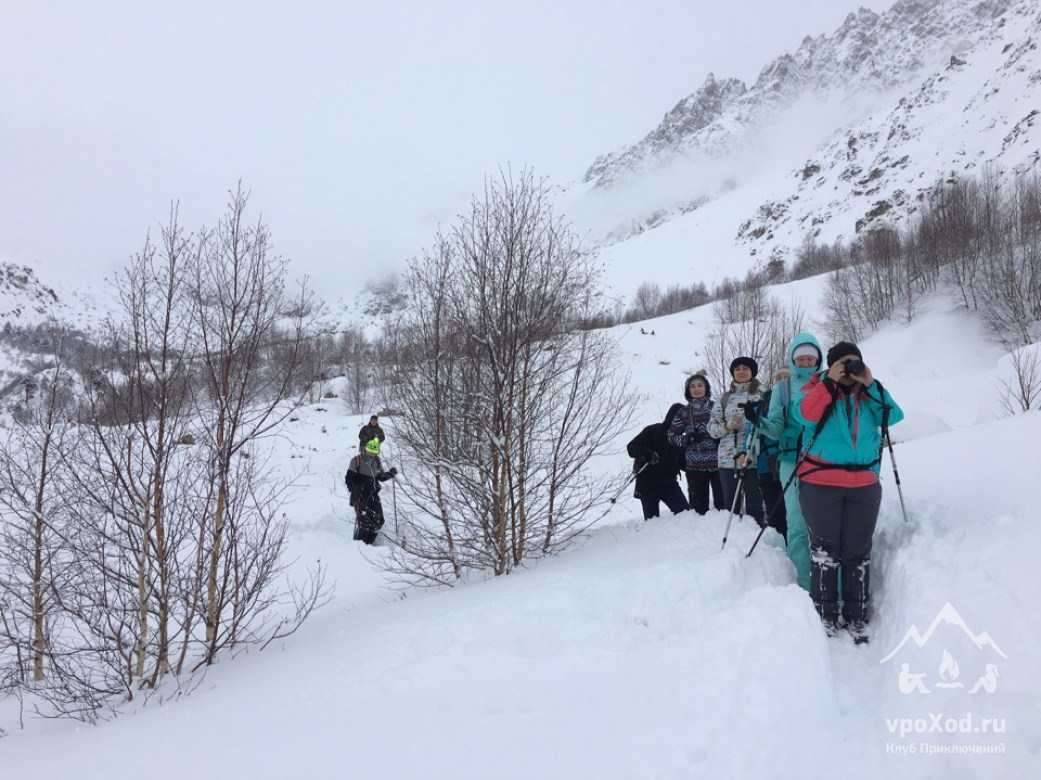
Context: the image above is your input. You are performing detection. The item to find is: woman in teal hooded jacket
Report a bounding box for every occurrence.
[756,332,823,591]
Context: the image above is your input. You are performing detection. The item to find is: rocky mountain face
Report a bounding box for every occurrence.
[0,264,67,324]
[578,0,1040,262]
[0,263,112,335]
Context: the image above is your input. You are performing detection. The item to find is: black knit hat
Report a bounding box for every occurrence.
[664,402,684,427]
[684,373,711,401]
[729,356,759,378]
[826,341,863,367]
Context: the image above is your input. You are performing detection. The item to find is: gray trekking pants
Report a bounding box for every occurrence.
[799,481,882,625]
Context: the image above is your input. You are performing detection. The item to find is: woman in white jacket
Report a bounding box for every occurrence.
[707,356,764,526]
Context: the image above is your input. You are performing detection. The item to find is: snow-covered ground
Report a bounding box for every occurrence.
[1,271,1038,779]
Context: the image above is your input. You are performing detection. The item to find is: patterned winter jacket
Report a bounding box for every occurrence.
[707,380,762,469]
[793,373,904,488]
[757,332,823,464]
[667,397,719,471]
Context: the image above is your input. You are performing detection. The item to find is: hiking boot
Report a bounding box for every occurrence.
[848,621,870,645]
[822,617,840,638]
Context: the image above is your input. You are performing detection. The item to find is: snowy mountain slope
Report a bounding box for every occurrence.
[584,0,1016,189]
[738,0,1041,254]
[0,261,112,332]
[2,273,1038,778]
[563,0,1041,300]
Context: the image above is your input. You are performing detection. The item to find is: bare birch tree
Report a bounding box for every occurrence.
[0,333,77,688]
[379,169,633,585]
[705,283,805,390]
[187,185,328,665]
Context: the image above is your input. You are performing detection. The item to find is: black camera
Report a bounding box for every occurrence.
[738,400,759,423]
[843,358,866,376]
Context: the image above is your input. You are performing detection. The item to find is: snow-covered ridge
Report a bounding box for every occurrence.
[572,0,1039,272]
[0,261,111,332]
[584,0,1016,189]
[737,0,1041,255]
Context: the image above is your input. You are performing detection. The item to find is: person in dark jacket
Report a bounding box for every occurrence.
[344,437,397,545]
[667,373,725,515]
[793,341,904,642]
[626,404,689,520]
[748,370,790,543]
[358,415,386,447]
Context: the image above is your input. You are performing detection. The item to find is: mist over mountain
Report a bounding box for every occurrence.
[563,0,1040,296]
[2,0,1039,324]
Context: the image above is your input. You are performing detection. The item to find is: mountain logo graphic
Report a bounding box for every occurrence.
[879,602,1008,664]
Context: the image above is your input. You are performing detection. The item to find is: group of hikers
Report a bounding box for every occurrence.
[344,414,398,545]
[342,335,904,642]
[626,334,903,643]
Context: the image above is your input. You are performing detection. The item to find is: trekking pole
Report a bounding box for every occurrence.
[609,461,650,504]
[720,459,750,551]
[874,380,909,524]
[883,433,908,523]
[392,474,398,536]
[721,399,761,551]
[745,397,837,558]
[745,452,805,558]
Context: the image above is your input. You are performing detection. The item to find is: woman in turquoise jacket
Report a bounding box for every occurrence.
[792,341,903,643]
[756,332,823,591]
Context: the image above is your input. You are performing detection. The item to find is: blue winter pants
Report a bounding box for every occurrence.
[684,469,724,515]
[718,467,764,525]
[640,484,689,520]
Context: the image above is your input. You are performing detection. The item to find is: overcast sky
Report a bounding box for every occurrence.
[1,0,898,302]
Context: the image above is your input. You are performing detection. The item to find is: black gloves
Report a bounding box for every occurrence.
[636,449,659,468]
[742,402,760,423]
[389,467,398,477]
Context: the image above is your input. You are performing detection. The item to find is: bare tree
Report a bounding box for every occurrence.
[380,169,633,585]
[187,185,328,666]
[0,191,333,720]
[333,326,374,414]
[0,332,77,687]
[978,173,1041,347]
[630,282,663,320]
[998,345,1041,415]
[36,214,210,713]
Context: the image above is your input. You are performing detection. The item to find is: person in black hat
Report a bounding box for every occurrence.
[707,356,764,526]
[626,403,689,520]
[358,414,386,449]
[792,341,904,643]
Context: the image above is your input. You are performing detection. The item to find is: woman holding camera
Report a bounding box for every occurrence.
[793,341,903,642]
[707,356,764,526]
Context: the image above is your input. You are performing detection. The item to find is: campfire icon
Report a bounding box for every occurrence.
[935,649,964,689]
